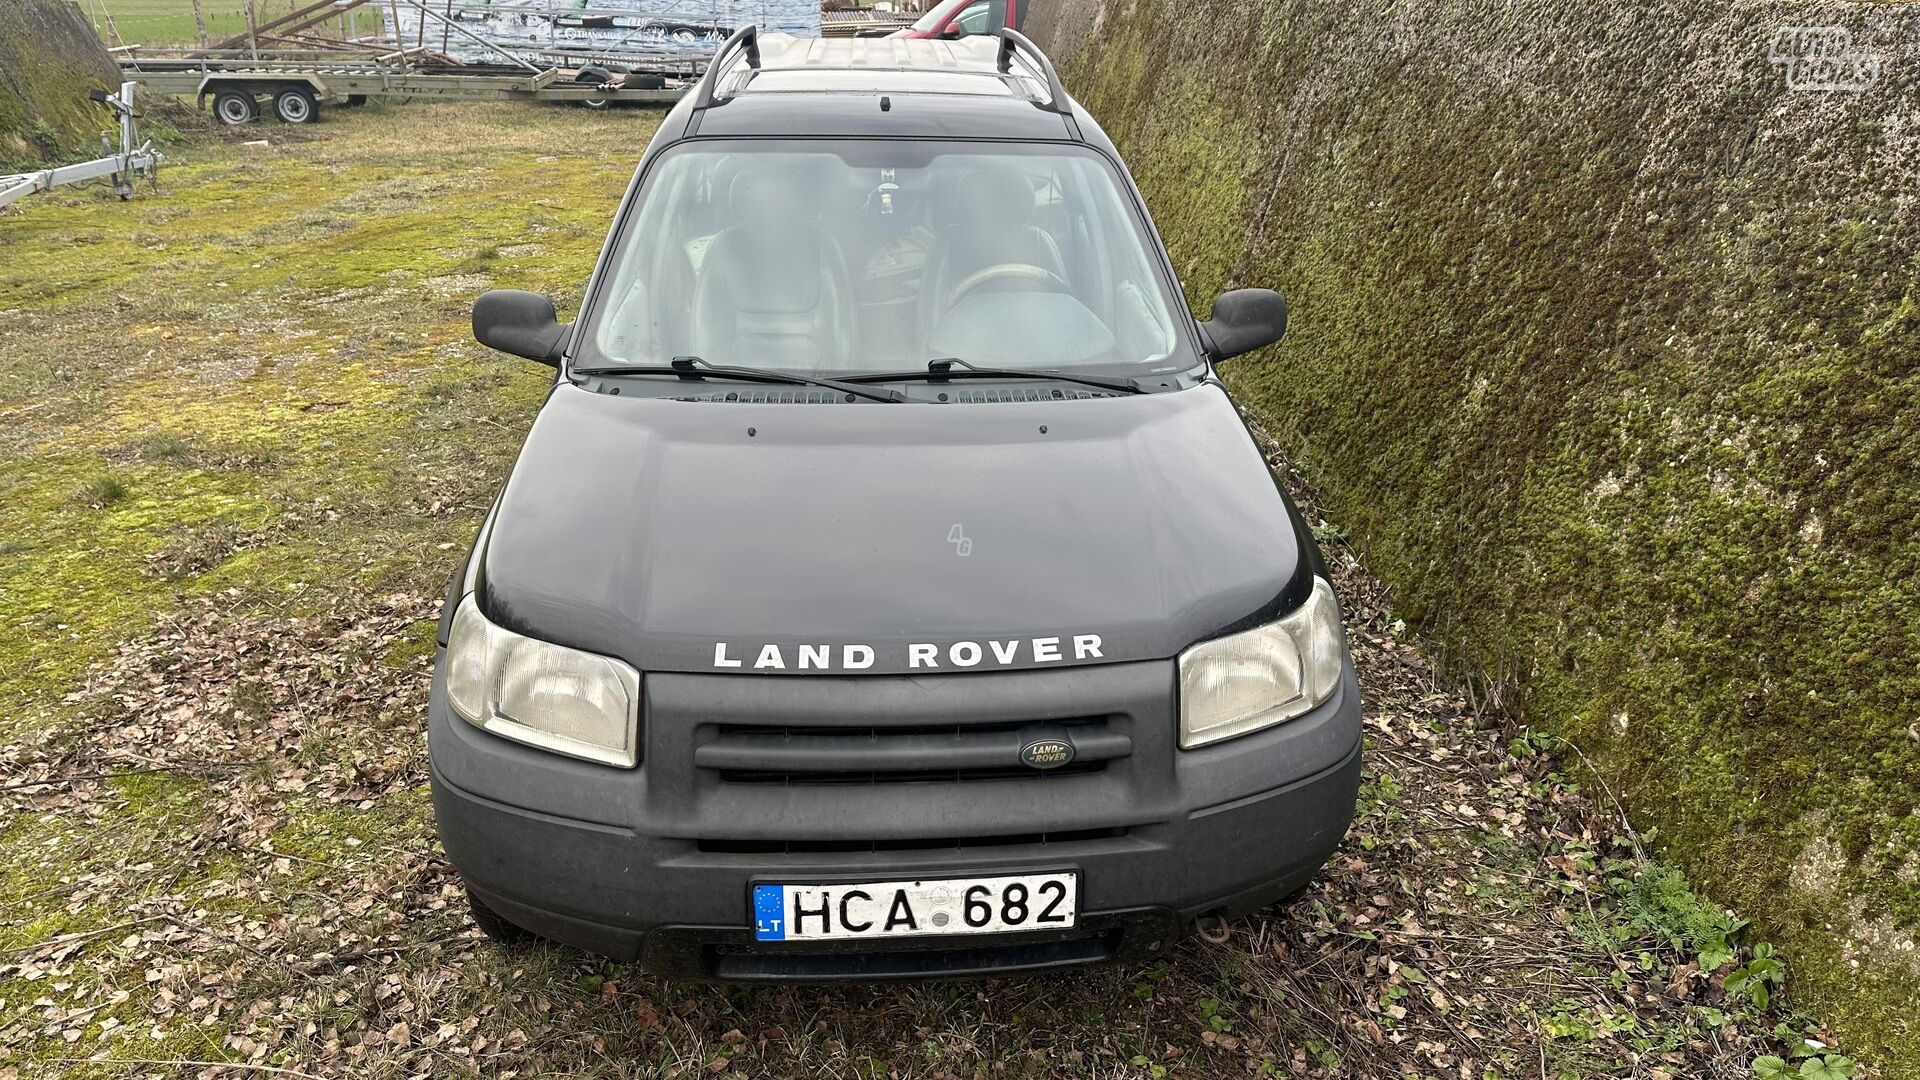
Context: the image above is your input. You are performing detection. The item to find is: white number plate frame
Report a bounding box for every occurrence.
[751,871,1079,942]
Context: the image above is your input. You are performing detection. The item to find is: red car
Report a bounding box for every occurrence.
[889,0,1021,39]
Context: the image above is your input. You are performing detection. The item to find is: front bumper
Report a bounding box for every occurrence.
[428,658,1362,980]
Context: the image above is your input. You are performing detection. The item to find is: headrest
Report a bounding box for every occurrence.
[955,165,1036,227]
[730,169,807,228]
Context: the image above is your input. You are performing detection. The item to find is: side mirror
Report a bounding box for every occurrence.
[473,289,567,367]
[939,24,965,37]
[1199,288,1288,361]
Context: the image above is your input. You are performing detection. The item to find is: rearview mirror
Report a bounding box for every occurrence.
[1199,288,1288,361]
[473,289,567,366]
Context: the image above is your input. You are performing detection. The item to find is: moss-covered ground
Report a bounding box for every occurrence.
[1049,0,1920,1070]
[0,100,1844,1078]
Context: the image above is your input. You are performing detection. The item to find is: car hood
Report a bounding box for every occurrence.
[478,381,1315,675]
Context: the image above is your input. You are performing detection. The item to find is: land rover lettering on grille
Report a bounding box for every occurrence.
[711,635,1104,670]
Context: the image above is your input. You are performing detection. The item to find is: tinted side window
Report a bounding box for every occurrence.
[951,2,992,35]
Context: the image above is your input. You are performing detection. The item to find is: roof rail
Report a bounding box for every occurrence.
[691,24,762,111]
[995,28,1069,117]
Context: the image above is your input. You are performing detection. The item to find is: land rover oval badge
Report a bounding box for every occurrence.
[1020,737,1075,770]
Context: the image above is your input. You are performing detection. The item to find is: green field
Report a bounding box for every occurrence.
[80,0,376,48]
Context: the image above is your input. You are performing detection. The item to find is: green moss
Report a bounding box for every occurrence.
[381,618,441,670]
[0,106,606,717]
[0,0,121,167]
[267,788,433,866]
[1052,0,1920,1068]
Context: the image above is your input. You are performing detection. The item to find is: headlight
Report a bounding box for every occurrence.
[1178,577,1344,748]
[444,594,641,767]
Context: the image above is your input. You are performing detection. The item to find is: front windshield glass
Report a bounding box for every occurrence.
[582,140,1189,375]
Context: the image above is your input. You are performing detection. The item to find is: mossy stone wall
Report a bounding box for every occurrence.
[1032,0,1920,1066]
[0,0,121,168]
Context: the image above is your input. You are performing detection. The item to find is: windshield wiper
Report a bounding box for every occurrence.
[570,356,904,404]
[843,358,1144,396]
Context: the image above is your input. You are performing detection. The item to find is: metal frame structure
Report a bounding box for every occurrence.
[111,0,711,120]
[118,53,689,108]
[176,0,725,68]
[0,82,160,211]
[686,26,1068,117]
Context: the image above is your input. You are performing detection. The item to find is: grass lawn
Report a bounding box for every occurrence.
[0,101,1840,1078]
[84,0,374,48]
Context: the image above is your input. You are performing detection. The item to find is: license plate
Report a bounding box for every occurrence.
[752,871,1078,942]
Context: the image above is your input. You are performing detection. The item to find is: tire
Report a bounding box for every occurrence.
[212,89,259,126]
[272,85,319,124]
[574,65,613,109]
[467,888,537,948]
[344,93,368,107]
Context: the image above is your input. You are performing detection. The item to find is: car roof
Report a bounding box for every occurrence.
[679,33,1085,143]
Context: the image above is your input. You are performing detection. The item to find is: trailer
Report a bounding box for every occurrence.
[0,82,160,210]
[118,51,686,124]
[109,0,894,124]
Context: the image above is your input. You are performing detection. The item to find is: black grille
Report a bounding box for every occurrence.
[706,930,1118,979]
[696,717,1127,785]
[716,763,1106,784]
[729,720,1051,738]
[695,826,1128,854]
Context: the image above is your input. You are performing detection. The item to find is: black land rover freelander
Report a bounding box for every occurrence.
[431,28,1363,980]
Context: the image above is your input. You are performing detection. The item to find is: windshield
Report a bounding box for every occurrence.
[581,140,1190,376]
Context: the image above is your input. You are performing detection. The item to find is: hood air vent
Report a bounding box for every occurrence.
[949,387,1112,403]
[671,388,845,404]
[668,386,1116,404]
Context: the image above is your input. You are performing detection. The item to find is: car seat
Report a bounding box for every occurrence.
[918,163,1066,336]
[692,168,857,370]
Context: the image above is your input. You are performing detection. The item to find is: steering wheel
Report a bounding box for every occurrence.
[942,263,1071,317]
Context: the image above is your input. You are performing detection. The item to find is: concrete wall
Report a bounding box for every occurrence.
[1035,0,1920,1065]
[0,0,120,169]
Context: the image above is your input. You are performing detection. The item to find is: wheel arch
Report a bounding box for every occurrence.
[194,73,328,108]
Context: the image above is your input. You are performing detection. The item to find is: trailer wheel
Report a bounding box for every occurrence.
[344,93,368,107]
[212,89,259,126]
[575,65,613,110]
[272,86,320,124]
